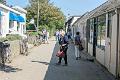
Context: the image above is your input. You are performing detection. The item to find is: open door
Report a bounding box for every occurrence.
[93,18,97,57]
[105,12,115,71]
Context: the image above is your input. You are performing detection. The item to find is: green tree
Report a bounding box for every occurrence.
[0,0,6,5]
[26,0,66,35]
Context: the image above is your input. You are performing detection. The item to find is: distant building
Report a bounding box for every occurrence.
[65,16,80,39]
[0,3,27,37]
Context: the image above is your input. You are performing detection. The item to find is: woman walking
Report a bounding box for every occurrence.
[57,33,69,66]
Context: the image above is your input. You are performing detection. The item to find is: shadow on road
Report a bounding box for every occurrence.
[31,61,50,65]
[43,42,116,80]
[43,42,74,80]
[0,64,22,73]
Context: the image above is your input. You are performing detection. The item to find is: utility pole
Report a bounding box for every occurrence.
[37,0,40,32]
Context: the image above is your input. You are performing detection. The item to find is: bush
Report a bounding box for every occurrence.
[0,34,22,41]
[27,32,38,36]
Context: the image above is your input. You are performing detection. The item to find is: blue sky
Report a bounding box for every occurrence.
[6,0,29,7]
[50,0,107,16]
[7,0,107,17]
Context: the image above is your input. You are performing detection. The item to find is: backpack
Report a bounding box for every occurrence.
[75,36,81,45]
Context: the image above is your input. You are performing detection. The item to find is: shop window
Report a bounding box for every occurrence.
[17,22,20,31]
[97,14,106,50]
[89,19,94,43]
[23,25,26,33]
[9,20,14,28]
[107,11,115,38]
[86,20,90,40]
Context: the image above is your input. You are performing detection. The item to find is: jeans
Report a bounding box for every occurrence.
[58,46,68,64]
[75,45,80,58]
[56,35,59,41]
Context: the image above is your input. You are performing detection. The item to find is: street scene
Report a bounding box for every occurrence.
[0,0,120,80]
[0,38,115,80]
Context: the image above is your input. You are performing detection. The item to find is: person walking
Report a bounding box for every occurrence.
[55,29,60,41]
[74,32,81,60]
[46,31,49,44]
[57,33,69,66]
[67,29,72,40]
[42,29,46,43]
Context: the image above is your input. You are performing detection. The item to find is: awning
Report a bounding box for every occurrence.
[17,15,25,22]
[9,12,25,22]
[9,12,18,21]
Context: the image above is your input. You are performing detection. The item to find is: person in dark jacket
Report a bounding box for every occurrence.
[74,32,81,60]
[57,33,69,66]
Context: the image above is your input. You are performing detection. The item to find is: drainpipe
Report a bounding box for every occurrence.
[116,9,119,79]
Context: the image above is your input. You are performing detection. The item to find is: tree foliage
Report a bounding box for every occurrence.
[26,0,66,33]
[0,0,6,5]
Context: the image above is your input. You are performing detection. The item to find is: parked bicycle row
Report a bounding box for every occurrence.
[0,38,29,70]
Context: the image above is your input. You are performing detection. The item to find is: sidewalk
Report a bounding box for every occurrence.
[0,38,115,80]
[44,42,115,80]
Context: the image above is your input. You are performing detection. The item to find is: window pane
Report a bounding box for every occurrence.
[107,11,115,38]
[101,23,106,49]
[97,24,101,47]
[97,14,106,49]
[89,19,94,43]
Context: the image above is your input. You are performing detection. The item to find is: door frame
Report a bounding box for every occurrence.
[93,17,97,57]
[117,9,120,79]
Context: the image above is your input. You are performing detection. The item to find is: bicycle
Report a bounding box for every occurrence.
[0,40,11,68]
[20,39,28,56]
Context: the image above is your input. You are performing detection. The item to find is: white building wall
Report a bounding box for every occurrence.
[9,21,18,34]
[109,13,117,75]
[104,13,112,72]
[13,21,17,32]
[1,9,9,37]
[0,4,27,37]
[96,47,105,65]
[20,22,25,35]
[88,43,93,56]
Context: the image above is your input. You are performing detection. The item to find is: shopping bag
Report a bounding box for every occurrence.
[79,44,84,51]
[56,50,65,57]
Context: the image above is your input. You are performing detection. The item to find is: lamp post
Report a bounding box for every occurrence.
[37,0,40,32]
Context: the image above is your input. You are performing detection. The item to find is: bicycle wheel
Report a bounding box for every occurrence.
[6,47,12,63]
[1,48,6,68]
[25,43,28,56]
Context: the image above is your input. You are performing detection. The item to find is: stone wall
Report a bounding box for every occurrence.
[8,40,21,58]
[0,39,34,64]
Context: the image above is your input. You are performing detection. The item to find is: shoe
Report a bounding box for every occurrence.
[76,57,78,60]
[56,63,61,65]
[78,56,81,59]
[63,64,68,66]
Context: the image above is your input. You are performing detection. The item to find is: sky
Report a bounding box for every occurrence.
[6,0,29,7]
[6,0,107,17]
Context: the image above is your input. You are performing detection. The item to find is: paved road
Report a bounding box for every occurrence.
[0,38,115,80]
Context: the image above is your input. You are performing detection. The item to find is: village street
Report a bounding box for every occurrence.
[0,37,115,80]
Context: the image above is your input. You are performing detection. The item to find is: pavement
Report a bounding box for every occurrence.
[0,37,115,80]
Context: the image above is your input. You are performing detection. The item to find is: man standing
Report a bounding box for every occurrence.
[42,29,47,43]
[74,32,81,60]
[55,29,60,41]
